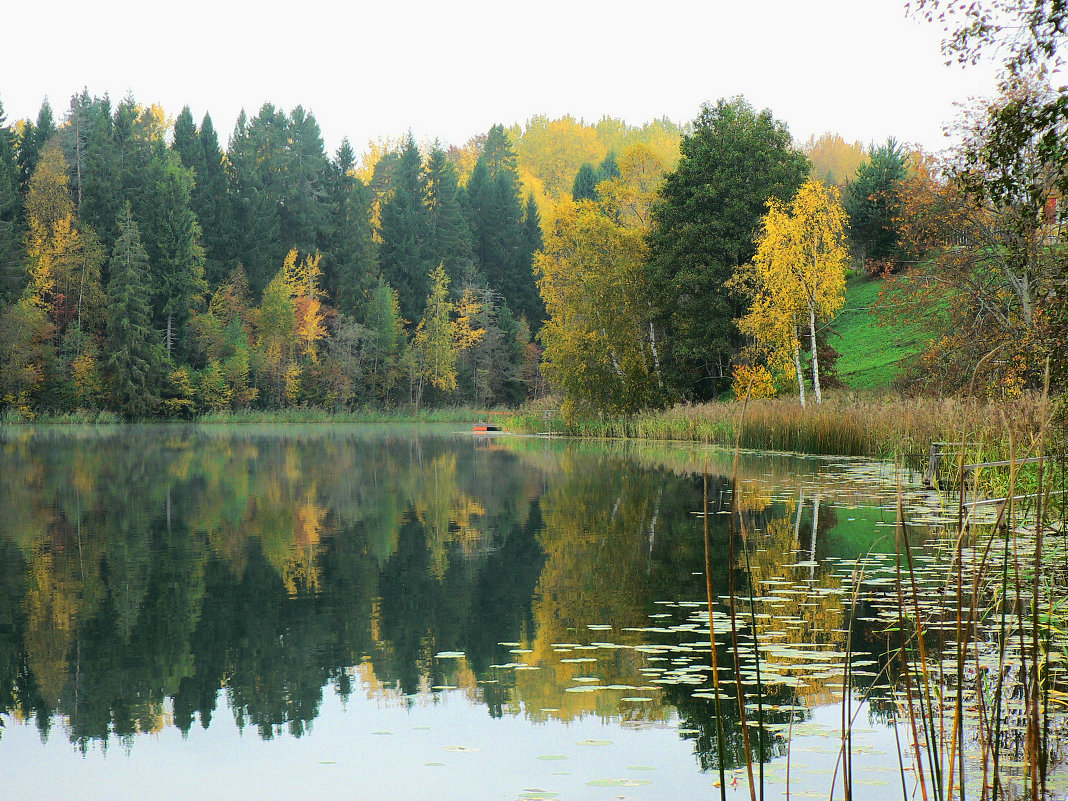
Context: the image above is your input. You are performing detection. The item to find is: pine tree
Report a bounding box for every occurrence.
[378,134,430,323]
[105,204,160,417]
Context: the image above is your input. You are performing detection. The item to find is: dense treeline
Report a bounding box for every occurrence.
[2,76,1063,421]
[0,93,569,416]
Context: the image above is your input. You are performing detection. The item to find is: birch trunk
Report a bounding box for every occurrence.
[793,338,806,408]
[808,302,822,405]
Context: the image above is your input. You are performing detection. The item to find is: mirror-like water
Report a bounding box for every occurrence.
[0,424,1043,799]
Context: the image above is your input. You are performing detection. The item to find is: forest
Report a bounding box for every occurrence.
[0,63,1065,420]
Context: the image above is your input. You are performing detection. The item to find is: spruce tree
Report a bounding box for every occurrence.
[378,134,430,323]
[137,144,206,360]
[227,106,284,294]
[647,96,809,400]
[572,163,599,201]
[425,145,471,281]
[323,137,375,314]
[105,204,159,417]
[518,194,545,328]
[0,97,24,302]
[465,126,537,328]
[80,96,123,248]
[282,106,327,256]
[845,138,908,263]
[194,114,235,286]
[16,99,57,197]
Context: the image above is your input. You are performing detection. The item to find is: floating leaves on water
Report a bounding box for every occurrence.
[435,651,465,659]
[586,778,652,787]
[587,624,613,630]
[536,754,568,761]
[318,760,337,765]
[575,739,613,746]
[560,657,597,663]
[627,765,657,771]
[371,731,393,736]
[443,745,482,752]
[518,792,559,800]
[424,762,445,767]
[621,697,654,702]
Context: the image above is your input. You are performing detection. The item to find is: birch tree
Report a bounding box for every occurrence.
[736,179,848,405]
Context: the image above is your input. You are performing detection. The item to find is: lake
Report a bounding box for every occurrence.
[0,423,1021,799]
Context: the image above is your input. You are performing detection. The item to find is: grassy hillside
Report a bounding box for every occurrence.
[830,273,933,390]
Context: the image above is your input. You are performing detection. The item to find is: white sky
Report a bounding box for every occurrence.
[2,0,1001,156]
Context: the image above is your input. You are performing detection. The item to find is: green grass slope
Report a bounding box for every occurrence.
[830,273,932,390]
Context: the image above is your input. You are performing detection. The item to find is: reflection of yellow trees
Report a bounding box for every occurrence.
[414,452,490,579]
[25,552,78,706]
[519,450,675,724]
[743,507,848,708]
[280,494,328,596]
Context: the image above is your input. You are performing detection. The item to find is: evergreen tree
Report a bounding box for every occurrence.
[0,97,24,302]
[647,97,809,400]
[195,114,235,285]
[482,124,518,178]
[79,96,123,248]
[378,134,429,323]
[425,145,472,281]
[572,163,599,201]
[137,144,206,360]
[281,106,328,256]
[322,137,375,314]
[16,99,57,197]
[60,89,98,210]
[517,194,545,328]
[104,205,160,417]
[598,151,620,183]
[171,107,199,168]
[227,106,285,295]
[845,137,908,264]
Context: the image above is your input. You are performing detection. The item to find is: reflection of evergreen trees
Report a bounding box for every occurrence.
[0,426,904,764]
[0,427,554,745]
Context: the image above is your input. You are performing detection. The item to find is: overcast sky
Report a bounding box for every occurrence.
[2,0,1002,156]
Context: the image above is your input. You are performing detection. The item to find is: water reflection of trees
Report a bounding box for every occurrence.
[0,426,903,768]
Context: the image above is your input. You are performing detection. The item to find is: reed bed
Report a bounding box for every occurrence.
[706,381,1068,801]
[510,393,1050,460]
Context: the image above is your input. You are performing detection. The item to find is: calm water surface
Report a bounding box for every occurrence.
[0,424,950,800]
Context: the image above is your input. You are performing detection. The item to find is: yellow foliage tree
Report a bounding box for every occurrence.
[735,179,848,406]
[536,195,662,418]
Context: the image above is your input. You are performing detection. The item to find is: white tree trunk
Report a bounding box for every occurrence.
[793,338,806,408]
[808,302,822,405]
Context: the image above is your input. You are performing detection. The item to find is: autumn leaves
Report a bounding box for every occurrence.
[733,180,849,407]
